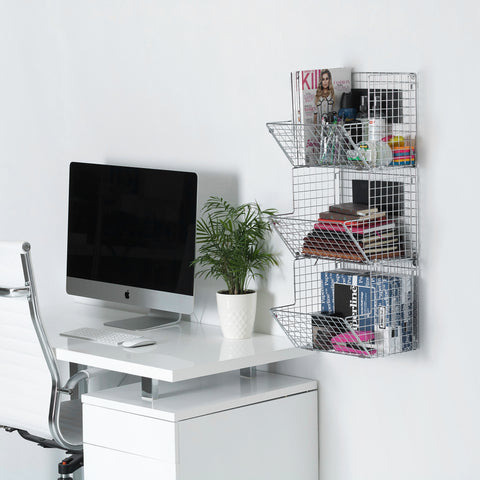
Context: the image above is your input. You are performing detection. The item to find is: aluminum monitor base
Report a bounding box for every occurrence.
[104,311,182,331]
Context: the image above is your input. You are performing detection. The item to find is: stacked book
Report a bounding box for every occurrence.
[302,202,402,262]
[391,145,415,166]
[386,136,415,166]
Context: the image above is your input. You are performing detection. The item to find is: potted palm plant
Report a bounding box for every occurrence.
[192,196,279,339]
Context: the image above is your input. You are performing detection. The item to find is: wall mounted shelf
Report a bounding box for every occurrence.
[268,71,418,358]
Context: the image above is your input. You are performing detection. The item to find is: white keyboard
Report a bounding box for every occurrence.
[60,327,145,346]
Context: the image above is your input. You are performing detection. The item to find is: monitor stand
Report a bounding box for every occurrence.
[104,310,182,331]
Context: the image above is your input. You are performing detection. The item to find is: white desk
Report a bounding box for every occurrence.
[50,303,313,383]
[47,303,318,479]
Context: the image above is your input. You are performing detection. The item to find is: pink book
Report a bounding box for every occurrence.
[331,331,377,356]
[313,219,394,235]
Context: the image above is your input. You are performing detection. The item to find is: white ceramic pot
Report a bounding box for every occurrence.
[216,290,257,339]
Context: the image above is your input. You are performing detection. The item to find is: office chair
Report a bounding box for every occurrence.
[0,241,97,479]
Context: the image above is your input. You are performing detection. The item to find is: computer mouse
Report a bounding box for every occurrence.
[122,338,156,348]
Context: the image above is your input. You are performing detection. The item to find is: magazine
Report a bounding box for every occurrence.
[292,68,352,124]
[291,68,352,165]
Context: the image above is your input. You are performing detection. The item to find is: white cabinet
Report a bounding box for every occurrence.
[82,371,318,480]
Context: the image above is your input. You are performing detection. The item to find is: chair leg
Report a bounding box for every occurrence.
[57,452,83,479]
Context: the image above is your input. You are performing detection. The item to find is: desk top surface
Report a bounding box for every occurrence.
[49,303,312,382]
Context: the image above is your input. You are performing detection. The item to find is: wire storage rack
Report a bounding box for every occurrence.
[267,72,416,169]
[267,72,418,358]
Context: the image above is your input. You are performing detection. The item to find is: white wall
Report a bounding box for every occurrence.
[0,1,478,479]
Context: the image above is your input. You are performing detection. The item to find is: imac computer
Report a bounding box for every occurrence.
[66,162,198,330]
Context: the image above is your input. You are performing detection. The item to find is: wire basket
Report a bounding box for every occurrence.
[271,258,418,357]
[271,166,418,265]
[267,72,417,169]
[272,213,415,264]
[267,121,416,169]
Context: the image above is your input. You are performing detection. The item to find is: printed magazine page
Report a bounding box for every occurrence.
[292,68,352,123]
[292,68,352,164]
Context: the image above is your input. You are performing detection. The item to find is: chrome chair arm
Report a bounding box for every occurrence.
[0,286,30,297]
[60,367,105,395]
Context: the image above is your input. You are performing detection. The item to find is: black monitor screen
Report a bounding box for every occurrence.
[67,163,197,296]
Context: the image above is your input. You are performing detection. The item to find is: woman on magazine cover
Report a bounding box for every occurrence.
[313,69,335,124]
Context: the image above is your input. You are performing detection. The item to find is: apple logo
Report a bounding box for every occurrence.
[124,290,130,299]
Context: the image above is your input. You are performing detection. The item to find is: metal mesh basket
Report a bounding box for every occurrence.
[271,258,418,358]
[267,72,416,169]
[271,166,418,265]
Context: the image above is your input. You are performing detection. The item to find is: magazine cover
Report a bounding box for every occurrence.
[292,68,352,164]
[292,67,352,123]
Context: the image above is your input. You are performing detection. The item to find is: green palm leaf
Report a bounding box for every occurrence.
[191,196,279,295]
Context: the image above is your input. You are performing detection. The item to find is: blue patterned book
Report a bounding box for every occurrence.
[320,269,413,352]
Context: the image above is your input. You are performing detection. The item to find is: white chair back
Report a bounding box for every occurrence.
[0,242,60,441]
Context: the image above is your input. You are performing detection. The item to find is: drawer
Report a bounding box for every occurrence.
[83,404,177,462]
[84,444,176,480]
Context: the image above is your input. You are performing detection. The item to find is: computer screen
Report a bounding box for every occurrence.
[66,162,198,330]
